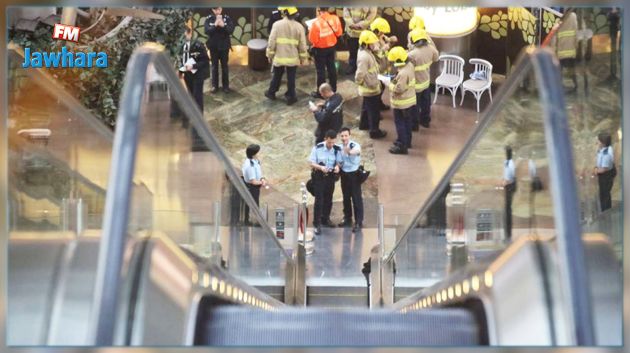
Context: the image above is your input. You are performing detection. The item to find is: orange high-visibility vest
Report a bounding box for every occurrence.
[308,12,343,49]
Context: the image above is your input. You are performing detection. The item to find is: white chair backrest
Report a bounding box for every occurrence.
[439,54,465,78]
[469,58,493,84]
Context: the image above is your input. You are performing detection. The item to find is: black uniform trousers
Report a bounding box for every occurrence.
[183,72,207,150]
[340,170,364,224]
[504,182,516,240]
[416,89,432,126]
[314,47,337,92]
[360,95,382,133]
[393,106,416,148]
[244,183,261,223]
[268,65,297,99]
[210,48,230,89]
[312,171,336,226]
[598,169,615,212]
[347,37,359,73]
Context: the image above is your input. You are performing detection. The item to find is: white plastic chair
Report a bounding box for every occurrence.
[433,54,465,108]
[460,58,493,113]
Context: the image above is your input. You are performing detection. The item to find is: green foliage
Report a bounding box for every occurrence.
[9,8,192,128]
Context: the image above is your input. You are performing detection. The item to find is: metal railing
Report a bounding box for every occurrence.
[89,43,296,345]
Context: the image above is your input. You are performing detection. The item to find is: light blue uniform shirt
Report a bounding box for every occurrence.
[596,146,614,169]
[309,142,342,170]
[503,159,515,183]
[242,158,262,184]
[339,140,362,172]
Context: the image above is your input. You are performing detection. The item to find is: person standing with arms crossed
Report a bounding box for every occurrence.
[309,130,342,235]
[205,7,235,94]
[242,144,268,225]
[337,127,364,233]
[408,28,439,129]
[308,7,343,99]
[265,7,309,105]
[343,7,377,75]
[355,30,387,139]
[593,132,616,212]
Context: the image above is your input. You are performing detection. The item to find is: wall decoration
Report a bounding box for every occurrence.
[382,7,414,23]
[478,10,508,39]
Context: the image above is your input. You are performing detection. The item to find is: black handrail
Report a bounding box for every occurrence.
[90,43,294,345]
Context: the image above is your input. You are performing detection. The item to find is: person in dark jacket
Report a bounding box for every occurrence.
[309,83,343,144]
[205,7,235,93]
[180,26,210,151]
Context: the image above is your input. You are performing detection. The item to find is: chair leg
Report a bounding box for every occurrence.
[451,87,457,108]
[433,85,438,104]
[460,89,465,106]
[476,94,480,113]
[489,88,493,102]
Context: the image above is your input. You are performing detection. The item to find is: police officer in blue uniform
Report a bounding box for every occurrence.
[309,129,342,235]
[502,146,516,240]
[242,144,267,225]
[593,132,616,211]
[337,127,364,232]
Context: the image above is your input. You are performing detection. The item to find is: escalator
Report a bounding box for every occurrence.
[7,36,622,346]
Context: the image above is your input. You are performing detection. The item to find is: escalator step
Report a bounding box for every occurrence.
[198,307,480,346]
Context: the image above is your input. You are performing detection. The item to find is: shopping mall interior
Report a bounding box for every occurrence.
[4,5,625,347]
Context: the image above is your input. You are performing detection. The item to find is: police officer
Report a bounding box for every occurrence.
[180,26,210,151]
[310,83,343,144]
[309,129,342,235]
[503,146,516,240]
[408,29,439,129]
[550,8,578,91]
[242,144,267,225]
[593,132,616,212]
[265,7,309,105]
[337,127,364,233]
[343,7,377,75]
[387,46,417,155]
[205,7,235,93]
[355,30,387,139]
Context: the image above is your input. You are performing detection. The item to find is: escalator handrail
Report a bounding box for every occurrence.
[383,48,535,264]
[90,43,294,345]
[7,43,115,142]
[383,47,595,345]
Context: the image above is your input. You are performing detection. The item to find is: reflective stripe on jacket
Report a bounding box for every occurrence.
[550,12,578,59]
[355,48,381,97]
[343,7,377,38]
[389,62,417,109]
[408,44,439,92]
[308,12,343,49]
[267,17,309,67]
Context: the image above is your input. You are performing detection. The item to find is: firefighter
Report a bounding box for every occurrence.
[408,28,439,129]
[387,46,417,155]
[407,15,434,49]
[265,7,309,105]
[370,17,398,73]
[550,8,578,91]
[343,7,378,75]
[355,30,387,139]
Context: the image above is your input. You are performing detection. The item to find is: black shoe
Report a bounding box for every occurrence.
[321,219,336,228]
[211,87,219,94]
[310,91,323,99]
[420,121,430,128]
[314,226,322,235]
[352,222,363,233]
[286,96,298,105]
[389,143,408,154]
[223,87,232,93]
[264,90,276,100]
[412,124,419,132]
[359,125,369,131]
[338,219,352,227]
[369,130,387,139]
